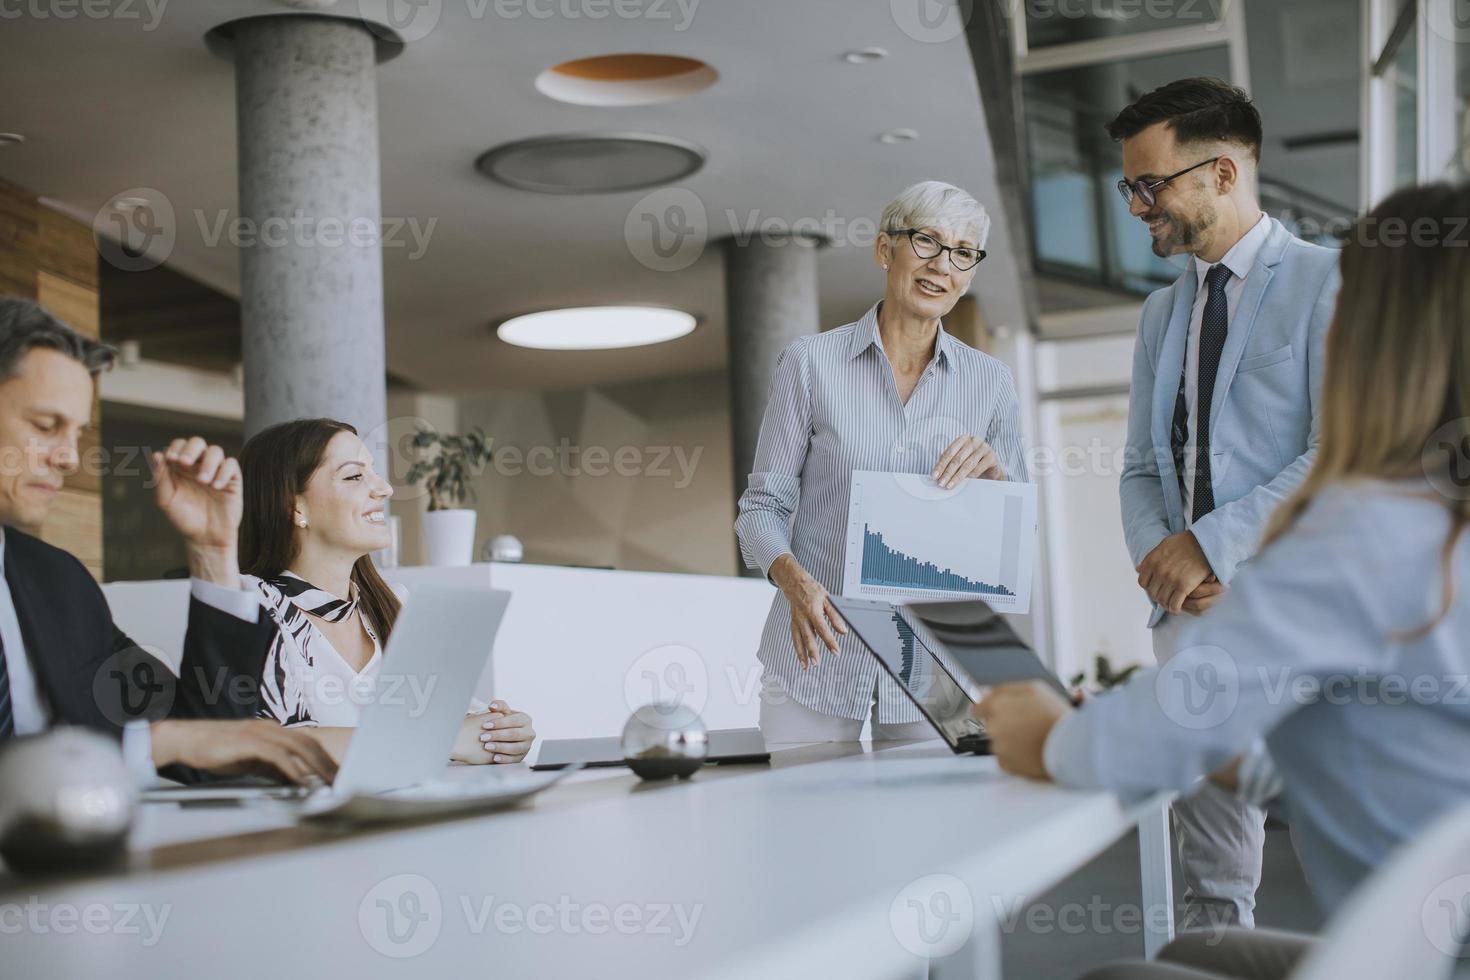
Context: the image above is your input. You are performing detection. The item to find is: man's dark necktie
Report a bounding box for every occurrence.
[0,622,13,740]
[1171,264,1233,523]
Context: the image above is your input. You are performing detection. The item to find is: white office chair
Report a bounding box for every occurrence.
[1291,799,1470,980]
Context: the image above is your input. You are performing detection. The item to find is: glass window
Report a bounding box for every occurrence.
[1252,0,1360,245]
[1389,21,1419,188]
[1427,2,1470,180]
[1023,0,1224,49]
[1022,47,1231,294]
[1456,45,1470,180]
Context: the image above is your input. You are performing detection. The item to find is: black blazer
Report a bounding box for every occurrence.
[3,526,273,736]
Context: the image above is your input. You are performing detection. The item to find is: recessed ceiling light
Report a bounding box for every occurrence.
[0,133,25,147]
[476,133,705,194]
[536,54,718,107]
[877,128,919,144]
[842,47,888,63]
[497,306,696,351]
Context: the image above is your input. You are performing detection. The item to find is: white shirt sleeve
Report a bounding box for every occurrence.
[189,576,262,623]
[123,719,161,788]
[1235,738,1285,806]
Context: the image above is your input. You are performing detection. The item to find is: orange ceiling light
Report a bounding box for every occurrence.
[536,54,718,106]
[551,54,706,81]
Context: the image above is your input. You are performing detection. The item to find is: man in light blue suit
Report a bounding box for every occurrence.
[1111,78,1341,930]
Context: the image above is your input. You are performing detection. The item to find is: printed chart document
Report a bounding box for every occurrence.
[841,471,1038,613]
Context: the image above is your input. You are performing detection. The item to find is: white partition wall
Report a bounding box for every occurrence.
[102,563,777,741]
[454,563,775,739]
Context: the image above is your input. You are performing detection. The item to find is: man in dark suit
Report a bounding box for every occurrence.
[0,296,335,785]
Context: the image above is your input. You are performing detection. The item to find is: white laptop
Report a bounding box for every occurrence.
[148,586,574,820]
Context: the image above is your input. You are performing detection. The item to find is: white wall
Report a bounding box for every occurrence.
[102,562,777,742]
[1033,333,1153,686]
[452,371,738,576]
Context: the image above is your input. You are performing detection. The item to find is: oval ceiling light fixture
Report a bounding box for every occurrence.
[877,128,919,144]
[842,47,888,63]
[497,306,697,351]
[535,54,718,107]
[476,133,705,194]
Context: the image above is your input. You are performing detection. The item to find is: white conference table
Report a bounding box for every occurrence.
[3,741,1172,979]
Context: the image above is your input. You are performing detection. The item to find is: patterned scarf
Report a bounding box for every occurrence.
[256,571,377,727]
[266,571,360,624]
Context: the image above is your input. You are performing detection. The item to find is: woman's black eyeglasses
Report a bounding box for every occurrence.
[1116,156,1220,208]
[894,229,986,271]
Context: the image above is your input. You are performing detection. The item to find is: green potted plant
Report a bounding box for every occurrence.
[405,426,494,566]
[1068,652,1141,695]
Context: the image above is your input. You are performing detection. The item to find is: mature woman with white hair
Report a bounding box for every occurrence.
[734,180,1029,743]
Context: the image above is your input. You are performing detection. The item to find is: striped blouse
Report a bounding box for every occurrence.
[734,302,1030,722]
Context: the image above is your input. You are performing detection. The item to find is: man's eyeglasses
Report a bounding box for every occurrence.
[894,229,986,271]
[1116,156,1220,208]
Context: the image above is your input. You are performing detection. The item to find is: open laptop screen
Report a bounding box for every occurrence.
[833,598,980,750]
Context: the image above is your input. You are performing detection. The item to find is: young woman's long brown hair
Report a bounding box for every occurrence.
[1264,182,1470,626]
[239,418,403,642]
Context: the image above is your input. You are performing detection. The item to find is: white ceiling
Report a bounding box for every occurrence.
[0,0,1026,393]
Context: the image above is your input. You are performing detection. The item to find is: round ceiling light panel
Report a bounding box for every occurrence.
[476,133,705,194]
[496,306,696,351]
[535,54,717,106]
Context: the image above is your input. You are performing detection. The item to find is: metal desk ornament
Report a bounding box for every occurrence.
[621,703,708,780]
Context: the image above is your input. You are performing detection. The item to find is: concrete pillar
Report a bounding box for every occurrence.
[223,15,388,443]
[723,233,823,576]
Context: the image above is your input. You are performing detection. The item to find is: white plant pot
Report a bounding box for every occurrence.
[422,508,477,567]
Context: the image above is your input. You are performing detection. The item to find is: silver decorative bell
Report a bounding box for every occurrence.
[621,703,708,780]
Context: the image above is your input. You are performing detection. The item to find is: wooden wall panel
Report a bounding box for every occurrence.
[42,489,104,574]
[37,270,99,336]
[1,181,104,577]
[37,207,99,291]
[0,181,39,300]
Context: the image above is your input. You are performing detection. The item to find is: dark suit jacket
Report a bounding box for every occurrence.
[3,525,273,736]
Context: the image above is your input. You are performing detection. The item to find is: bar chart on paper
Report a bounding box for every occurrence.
[841,471,1038,612]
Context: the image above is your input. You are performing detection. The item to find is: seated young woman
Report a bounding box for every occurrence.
[237,417,535,765]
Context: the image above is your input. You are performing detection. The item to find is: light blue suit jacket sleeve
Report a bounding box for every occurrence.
[1120,288,1177,569]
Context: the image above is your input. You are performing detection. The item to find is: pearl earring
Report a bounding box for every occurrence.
[882,263,889,270]
[296,518,307,528]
